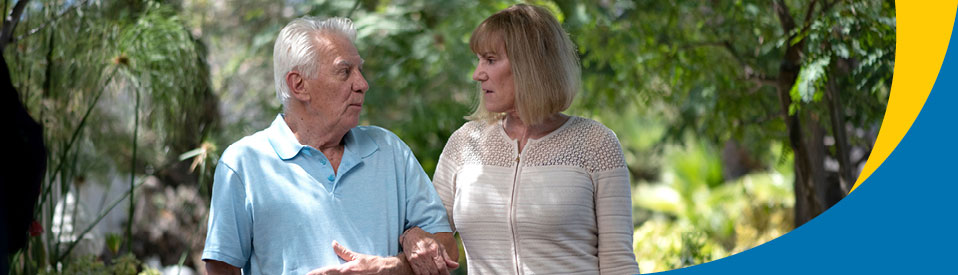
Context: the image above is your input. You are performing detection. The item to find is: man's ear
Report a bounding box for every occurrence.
[286,71,310,101]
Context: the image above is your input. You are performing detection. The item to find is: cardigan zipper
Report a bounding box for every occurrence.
[509,154,522,275]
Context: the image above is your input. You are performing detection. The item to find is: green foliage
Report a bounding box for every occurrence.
[117,1,217,157]
[633,142,794,272]
[178,141,219,194]
[36,253,160,275]
[801,0,895,129]
[560,0,893,168]
[6,0,215,273]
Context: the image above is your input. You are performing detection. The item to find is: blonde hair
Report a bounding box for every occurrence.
[467,4,581,125]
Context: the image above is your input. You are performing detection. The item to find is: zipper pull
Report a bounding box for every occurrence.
[515,156,520,162]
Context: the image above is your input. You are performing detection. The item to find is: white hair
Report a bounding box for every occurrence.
[273,17,357,107]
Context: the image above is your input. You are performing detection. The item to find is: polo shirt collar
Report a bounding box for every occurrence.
[267,114,379,160]
[342,125,379,159]
[267,114,305,160]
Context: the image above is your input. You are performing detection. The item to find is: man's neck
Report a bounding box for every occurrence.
[284,112,348,151]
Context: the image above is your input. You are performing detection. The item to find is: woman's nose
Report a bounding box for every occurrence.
[472,69,486,82]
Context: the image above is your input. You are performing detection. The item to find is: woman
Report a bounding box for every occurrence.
[431,4,639,274]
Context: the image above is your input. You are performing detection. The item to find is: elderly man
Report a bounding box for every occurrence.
[202,17,458,275]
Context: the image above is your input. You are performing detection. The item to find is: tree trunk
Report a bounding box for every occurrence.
[772,0,824,227]
[826,64,854,195]
[1,49,47,273]
[0,0,31,51]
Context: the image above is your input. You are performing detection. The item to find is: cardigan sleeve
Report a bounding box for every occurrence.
[594,167,639,274]
[432,138,460,232]
[592,129,639,274]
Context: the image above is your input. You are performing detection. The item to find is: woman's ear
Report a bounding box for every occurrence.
[286,71,310,101]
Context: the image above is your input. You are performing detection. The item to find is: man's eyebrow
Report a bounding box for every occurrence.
[335,58,365,67]
[335,60,353,67]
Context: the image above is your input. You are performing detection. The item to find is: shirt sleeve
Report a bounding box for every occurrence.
[400,141,452,235]
[202,161,253,269]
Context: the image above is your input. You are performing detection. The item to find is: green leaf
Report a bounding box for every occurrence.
[789,30,808,46]
[794,56,831,103]
[835,43,850,59]
[178,147,204,161]
[105,233,123,254]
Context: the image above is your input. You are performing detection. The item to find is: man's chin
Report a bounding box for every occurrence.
[343,116,361,128]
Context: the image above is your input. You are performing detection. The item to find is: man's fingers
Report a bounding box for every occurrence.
[306,266,341,275]
[332,240,355,261]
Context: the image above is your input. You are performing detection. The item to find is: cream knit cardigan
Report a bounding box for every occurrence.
[432,116,639,275]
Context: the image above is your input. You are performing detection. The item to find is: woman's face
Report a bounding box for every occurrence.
[472,41,515,113]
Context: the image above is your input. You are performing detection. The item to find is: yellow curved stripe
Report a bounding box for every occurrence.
[851,1,958,192]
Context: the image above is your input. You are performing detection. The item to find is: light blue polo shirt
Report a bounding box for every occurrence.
[202,114,451,275]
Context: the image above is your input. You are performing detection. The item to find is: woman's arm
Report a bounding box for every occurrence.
[431,139,460,232]
[594,167,640,274]
[591,127,639,274]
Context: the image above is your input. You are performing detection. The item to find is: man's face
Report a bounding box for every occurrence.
[304,32,368,132]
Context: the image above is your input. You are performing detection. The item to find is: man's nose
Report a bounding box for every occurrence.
[353,73,369,93]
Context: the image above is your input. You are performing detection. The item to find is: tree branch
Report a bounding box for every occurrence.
[825,71,853,195]
[680,40,776,87]
[773,0,796,34]
[345,0,361,18]
[803,0,819,26]
[0,0,30,51]
[789,0,846,49]
[678,40,748,68]
[10,0,90,46]
[744,76,779,88]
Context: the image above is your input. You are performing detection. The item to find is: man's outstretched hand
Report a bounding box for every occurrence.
[306,241,403,275]
[305,235,458,275]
